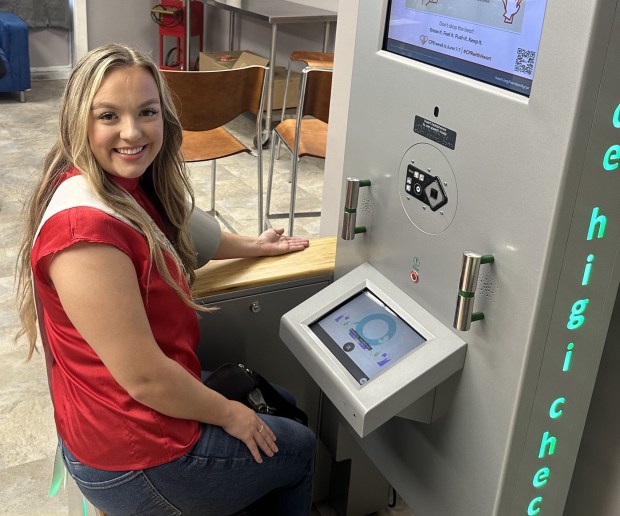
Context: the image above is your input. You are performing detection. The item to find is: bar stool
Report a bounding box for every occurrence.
[265,66,334,236]
[280,51,334,123]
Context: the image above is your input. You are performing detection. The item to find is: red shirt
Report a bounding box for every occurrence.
[31,169,201,470]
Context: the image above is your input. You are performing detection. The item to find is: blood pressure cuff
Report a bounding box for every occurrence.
[189,205,221,268]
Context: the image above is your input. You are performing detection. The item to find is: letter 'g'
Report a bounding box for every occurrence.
[567,299,589,330]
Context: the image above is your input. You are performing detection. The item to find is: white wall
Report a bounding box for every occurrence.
[29,28,71,69]
[86,0,158,58]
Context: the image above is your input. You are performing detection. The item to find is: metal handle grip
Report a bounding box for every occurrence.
[341,177,371,240]
[453,252,494,331]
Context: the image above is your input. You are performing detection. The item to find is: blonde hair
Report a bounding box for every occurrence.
[15,43,204,360]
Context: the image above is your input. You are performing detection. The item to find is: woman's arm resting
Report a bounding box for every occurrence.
[213,228,309,259]
[48,242,277,462]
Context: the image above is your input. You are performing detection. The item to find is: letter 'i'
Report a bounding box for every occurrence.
[563,343,574,372]
[582,254,594,285]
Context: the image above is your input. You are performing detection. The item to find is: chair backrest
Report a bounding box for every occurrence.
[290,51,334,68]
[300,67,333,124]
[162,65,267,131]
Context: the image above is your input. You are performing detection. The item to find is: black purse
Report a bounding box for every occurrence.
[204,363,308,426]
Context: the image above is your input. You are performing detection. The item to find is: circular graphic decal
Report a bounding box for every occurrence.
[355,314,397,347]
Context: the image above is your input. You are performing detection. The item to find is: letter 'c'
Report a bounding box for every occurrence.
[550,397,565,419]
[528,496,543,515]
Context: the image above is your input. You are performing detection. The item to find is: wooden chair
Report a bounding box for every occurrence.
[162,66,268,234]
[265,66,333,236]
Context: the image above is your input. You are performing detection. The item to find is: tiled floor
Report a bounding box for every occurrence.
[0,80,414,515]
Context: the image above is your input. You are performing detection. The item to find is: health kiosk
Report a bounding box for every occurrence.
[281,1,620,514]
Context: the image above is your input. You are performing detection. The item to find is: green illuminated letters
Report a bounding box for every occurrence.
[528,496,543,515]
[587,207,607,240]
[567,299,589,330]
[549,398,565,419]
[563,343,574,372]
[533,467,550,488]
[582,254,594,285]
[603,145,619,171]
[538,431,557,459]
[525,87,616,516]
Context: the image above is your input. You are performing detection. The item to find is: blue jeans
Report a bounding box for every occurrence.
[60,416,315,516]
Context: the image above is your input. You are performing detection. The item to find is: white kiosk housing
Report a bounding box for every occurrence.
[281,0,620,514]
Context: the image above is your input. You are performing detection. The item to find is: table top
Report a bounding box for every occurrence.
[192,236,337,298]
[207,0,337,24]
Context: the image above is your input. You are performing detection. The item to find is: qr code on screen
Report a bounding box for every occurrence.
[515,48,536,75]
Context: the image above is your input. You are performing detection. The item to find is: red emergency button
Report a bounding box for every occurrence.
[410,271,419,283]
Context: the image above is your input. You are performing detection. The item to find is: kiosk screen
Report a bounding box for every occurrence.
[309,289,426,385]
[383,0,548,96]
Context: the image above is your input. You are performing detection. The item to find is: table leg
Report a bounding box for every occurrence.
[256,23,278,149]
[185,0,191,70]
[229,11,235,51]
[323,21,332,52]
[267,24,278,132]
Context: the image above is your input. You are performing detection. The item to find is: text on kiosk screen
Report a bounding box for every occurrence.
[383,0,549,96]
[309,289,426,386]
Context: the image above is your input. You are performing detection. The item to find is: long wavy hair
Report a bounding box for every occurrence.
[15,43,205,360]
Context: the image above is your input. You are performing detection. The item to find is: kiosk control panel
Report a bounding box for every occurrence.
[281,262,466,437]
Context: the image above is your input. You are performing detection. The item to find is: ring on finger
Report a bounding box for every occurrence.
[258,424,264,434]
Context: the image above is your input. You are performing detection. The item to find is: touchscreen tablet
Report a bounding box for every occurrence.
[309,289,426,385]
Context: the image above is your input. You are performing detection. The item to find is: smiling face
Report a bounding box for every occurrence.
[88,66,163,179]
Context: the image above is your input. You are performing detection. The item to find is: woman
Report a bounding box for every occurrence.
[15,43,315,515]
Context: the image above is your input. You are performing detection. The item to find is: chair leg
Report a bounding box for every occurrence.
[281,59,292,119]
[256,129,264,235]
[210,160,216,214]
[264,131,319,234]
[206,159,239,234]
[276,60,293,160]
[288,143,301,237]
[265,130,278,227]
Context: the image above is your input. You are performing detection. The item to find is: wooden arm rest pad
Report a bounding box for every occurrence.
[192,236,336,298]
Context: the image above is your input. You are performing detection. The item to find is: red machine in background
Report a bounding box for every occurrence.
[151,0,204,70]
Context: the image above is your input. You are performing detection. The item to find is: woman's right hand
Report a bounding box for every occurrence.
[221,401,279,463]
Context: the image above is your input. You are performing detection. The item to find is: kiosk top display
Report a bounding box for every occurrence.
[383,0,549,96]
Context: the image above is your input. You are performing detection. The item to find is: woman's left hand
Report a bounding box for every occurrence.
[257,228,310,256]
